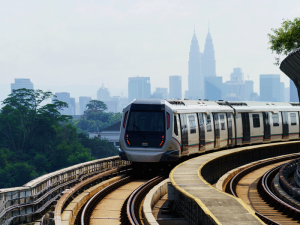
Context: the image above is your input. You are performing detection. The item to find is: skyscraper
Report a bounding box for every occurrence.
[290,79,299,102]
[97,85,110,101]
[202,29,216,78]
[260,74,280,102]
[169,75,182,99]
[280,82,285,102]
[11,78,34,93]
[204,77,222,100]
[187,31,202,100]
[128,77,151,102]
[225,68,245,101]
[79,96,92,115]
[53,92,73,115]
[245,80,254,101]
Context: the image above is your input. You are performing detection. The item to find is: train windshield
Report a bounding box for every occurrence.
[127,111,165,133]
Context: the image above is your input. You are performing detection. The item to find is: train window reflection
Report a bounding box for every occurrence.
[272,113,279,126]
[188,115,196,134]
[206,115,212,132]
[252,114,260,128]
[174,115,178,135]
[220,114,225,130]
[291,113,297,126]
[127,111,165,132]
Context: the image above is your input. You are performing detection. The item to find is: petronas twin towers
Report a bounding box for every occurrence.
[187,29,216,100]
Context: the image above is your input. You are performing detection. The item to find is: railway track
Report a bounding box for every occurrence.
[79,175,165,225]
[227,155,300,224]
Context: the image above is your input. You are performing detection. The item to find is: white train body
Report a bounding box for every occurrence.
[119,99,300,162]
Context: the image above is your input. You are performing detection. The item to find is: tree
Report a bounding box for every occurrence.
[86,100,107,112]
[268,17,300,65]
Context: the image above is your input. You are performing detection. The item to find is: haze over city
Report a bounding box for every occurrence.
[1,0,300,103]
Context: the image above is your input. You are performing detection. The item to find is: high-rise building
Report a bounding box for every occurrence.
[225,68,245,101]
[97,85,110,101]
[245,80,254,101]
[187,31,202,100]
[285,87,290,102]
[280,82,285,102]
[11,78,34,93]
[169,75,182,99]
[52,92,72,115]
[70,98,76,115]
[260,74,280,102]
[151,87,168,99]
[290,79,299,102]
[79,96,92,115]
[128,77,151,102]
[204,77,222,101]
[202,29,216,78]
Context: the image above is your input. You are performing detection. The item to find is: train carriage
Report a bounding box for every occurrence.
[119,99,300,163]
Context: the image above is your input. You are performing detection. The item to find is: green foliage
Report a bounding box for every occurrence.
[268,17,300,65]
[72,100,122,133]
[0,89,94,188]
[78,133,118,158]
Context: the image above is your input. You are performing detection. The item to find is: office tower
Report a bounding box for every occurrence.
[260,74,280,102]
[204,77,222,101]
[280,82,285,102]
[225,68,245,101]
[128,77,151,102]
[52,92,71,115]
[202,29,216,78]
[285,87,290,102]
[169,76,182,99]
[151,88,168,99]
[11,78,34,93]
[97,85,110,101]
[245,80,254,101]
[79,96,92,115]
[70,98,76,115]
[187,31,202,100]
[290,79,299,102]
[119,97,129,112]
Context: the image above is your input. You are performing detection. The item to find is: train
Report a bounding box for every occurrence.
[118,99,300,163]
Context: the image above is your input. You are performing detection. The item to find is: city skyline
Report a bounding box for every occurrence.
[0,1,299,103]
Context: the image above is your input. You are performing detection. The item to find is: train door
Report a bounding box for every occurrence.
[241,113,250,144]
[173,114,182,154]
[197,113,206,151]
[235,113,243,145]
[249,113,263,144]
[179,114,189,155]
[289,112,299,140]
[187,113,199,154]
[270,112,282,142]
[205,114,214,150]
[226,113,233,147]
[219,113,228,148]
[263,112,271,142]
[213,113,220,148]
[282,112,289,140]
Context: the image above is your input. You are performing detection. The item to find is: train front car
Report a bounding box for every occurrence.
[119,99,176,163]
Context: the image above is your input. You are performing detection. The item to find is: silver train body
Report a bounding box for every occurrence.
[119,99,300,162]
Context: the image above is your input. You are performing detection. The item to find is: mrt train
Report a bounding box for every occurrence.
[118,99,300,162]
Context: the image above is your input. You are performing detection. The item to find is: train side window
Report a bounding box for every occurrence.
[206,115,212,132]
[291,113,297,126]
[220,114,225,130]
[272,113,279,126]
[188,115,196,134]
[174,115,178,135]
[252,114,260,128]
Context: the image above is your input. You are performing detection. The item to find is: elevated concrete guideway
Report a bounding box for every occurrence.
[280,47,300,101]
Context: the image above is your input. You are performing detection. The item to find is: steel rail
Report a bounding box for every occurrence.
[80,176,132,225]
[126,176,165,225]
[228,155,300,224]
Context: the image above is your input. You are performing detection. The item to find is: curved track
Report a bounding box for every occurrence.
[228,156,299,224]
[79,175,165,225]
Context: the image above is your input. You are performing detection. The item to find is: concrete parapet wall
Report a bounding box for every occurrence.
[143,178,170,225]
[170,141,300,225]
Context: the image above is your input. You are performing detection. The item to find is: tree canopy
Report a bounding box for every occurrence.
[268,17,300,65]
[86,100,108,112]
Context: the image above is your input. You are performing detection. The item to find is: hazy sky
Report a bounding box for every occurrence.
[1,0,300,102]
